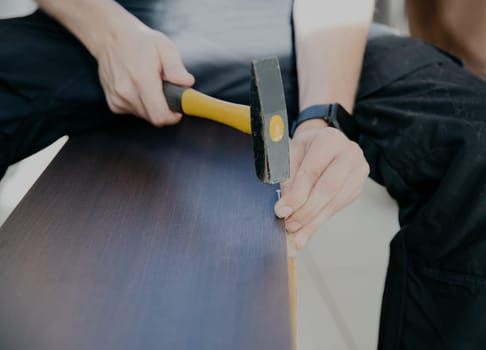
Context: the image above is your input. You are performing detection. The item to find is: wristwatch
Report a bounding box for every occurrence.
[289,103,360,141]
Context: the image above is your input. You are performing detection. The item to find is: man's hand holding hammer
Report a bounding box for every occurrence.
[37,0,196,127]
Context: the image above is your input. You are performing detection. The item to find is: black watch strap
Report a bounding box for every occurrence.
[290,103,360,141]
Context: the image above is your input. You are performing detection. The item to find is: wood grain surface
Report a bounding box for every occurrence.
[0,118,291,350]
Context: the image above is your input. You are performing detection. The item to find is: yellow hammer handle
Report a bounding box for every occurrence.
[181,89,252,135]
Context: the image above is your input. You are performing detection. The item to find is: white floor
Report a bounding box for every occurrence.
[0,1,400,349]
[296,180,397,350]
[0,0,36,19]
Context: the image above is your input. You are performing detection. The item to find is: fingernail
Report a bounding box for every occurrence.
[286,221,302,233]
[275,205,293,219]
[295,233,308,249]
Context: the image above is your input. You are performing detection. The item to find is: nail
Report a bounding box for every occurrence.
[286,221,302,233]
[275,205,293,219]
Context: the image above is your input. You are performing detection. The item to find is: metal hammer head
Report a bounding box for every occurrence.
[250,57,290,184]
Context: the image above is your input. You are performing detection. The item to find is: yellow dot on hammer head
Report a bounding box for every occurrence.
[269,114,284,142]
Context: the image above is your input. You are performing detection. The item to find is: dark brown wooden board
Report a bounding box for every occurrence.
[0,118,291,350]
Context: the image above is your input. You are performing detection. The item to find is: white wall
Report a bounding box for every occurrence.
[375,0,408,32]
[0,0,36,18]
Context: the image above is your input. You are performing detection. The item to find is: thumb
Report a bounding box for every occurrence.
[275,137,306,218]
[165,65,195,87]
[159,46,195,87]
[280,137,306,194]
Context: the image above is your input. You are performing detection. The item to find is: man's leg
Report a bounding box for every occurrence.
[354,35,486,349]
[0,10,116,179]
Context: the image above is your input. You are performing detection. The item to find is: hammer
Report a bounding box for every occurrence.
[162,56,289,184]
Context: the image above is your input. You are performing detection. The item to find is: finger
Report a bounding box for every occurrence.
[125,90,148,120]
[293,174,366,250]
[110,76,147,119]
[136,71,180,127]
[285,152,352,233]
[157,39,195,87]
[284,121,331,192]
[275,128,345,218]
[106,95,127,114]
[100,76,129,115]
[285,141,368,230]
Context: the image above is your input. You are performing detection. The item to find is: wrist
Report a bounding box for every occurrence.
[293,118,328,136]
[83,3,145,59]
[39,0,144,59]
[291,103,360,141]
[291,104,338,137]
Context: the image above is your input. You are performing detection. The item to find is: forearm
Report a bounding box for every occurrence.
[35,0,143,58]
[293,0,374,113]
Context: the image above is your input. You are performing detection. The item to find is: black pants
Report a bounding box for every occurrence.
[1,7,486,350]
